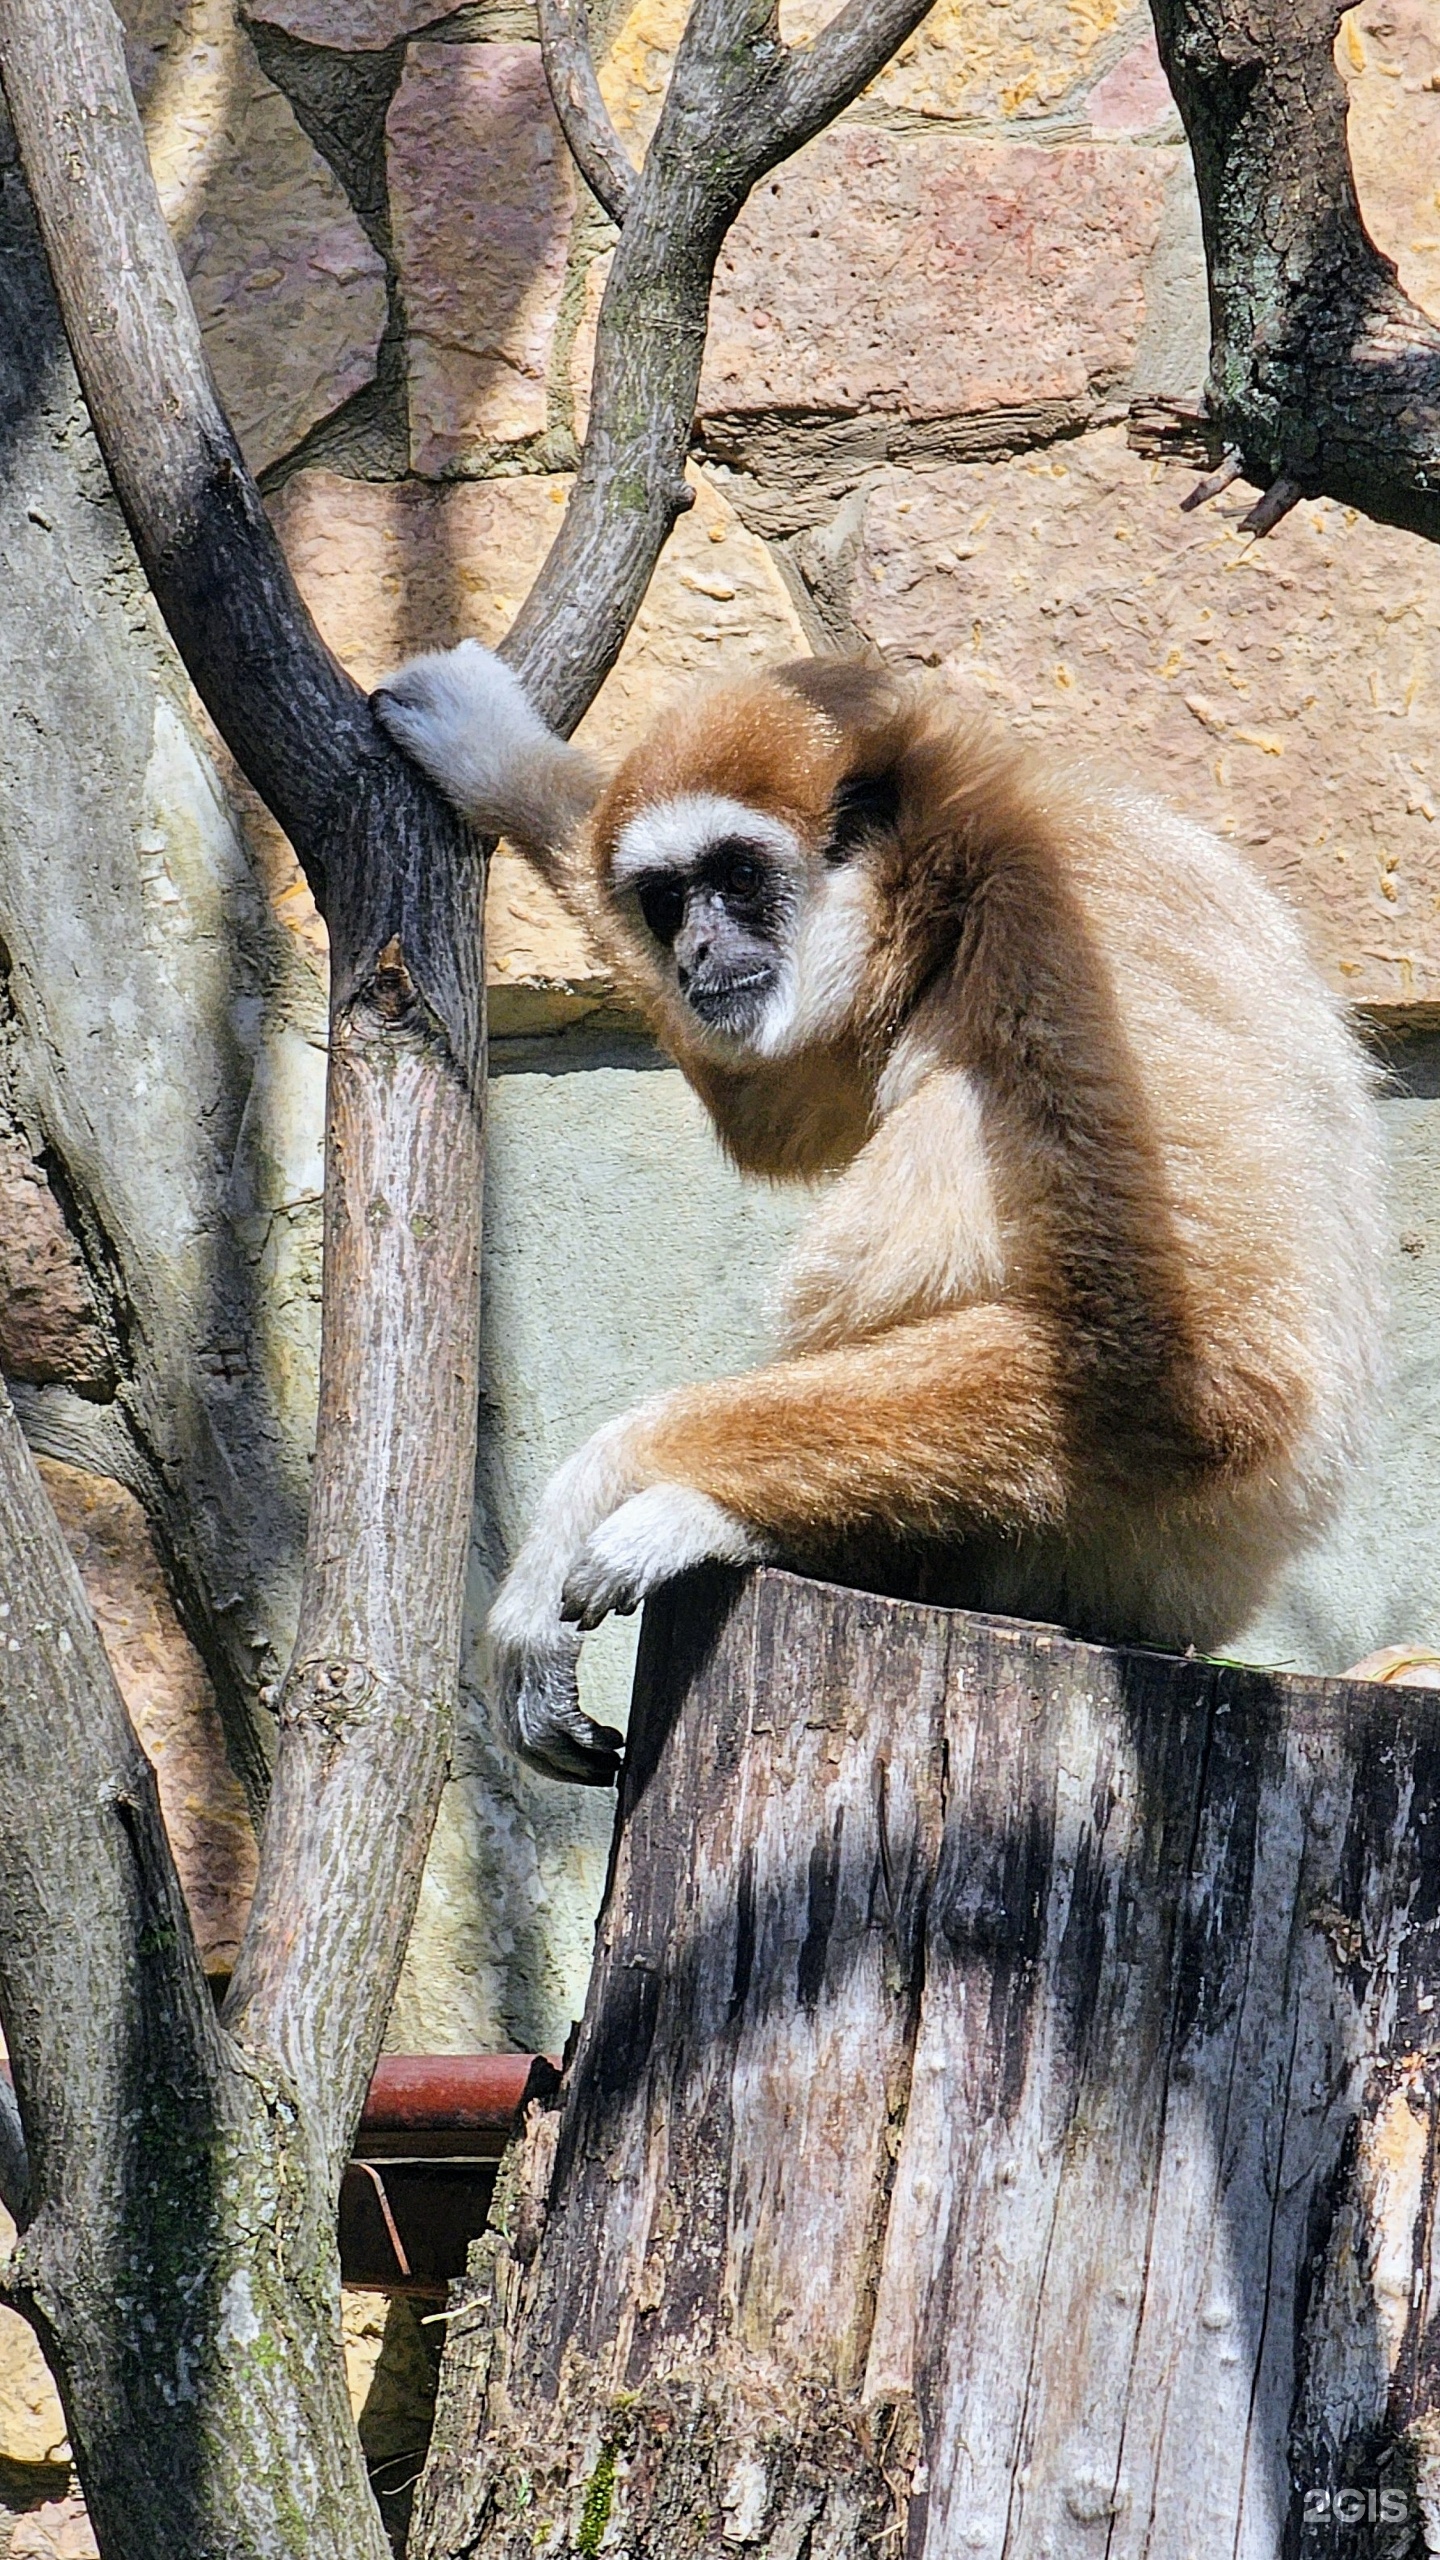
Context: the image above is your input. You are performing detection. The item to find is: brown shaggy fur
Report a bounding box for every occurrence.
[528,658,1383,1648]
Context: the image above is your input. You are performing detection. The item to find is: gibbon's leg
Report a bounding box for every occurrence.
[489,1304,1072,1780]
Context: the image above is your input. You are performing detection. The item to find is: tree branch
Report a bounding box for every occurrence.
[0,1388,216,2197]
[504,0,938,735]
[772,0,938,154]
[220,953,486,2171]
[0,0,485,2193]
[1148,0,1440,539]
[537,0,636,226]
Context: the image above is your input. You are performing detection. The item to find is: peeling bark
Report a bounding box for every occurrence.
[417,1570,1440,2557]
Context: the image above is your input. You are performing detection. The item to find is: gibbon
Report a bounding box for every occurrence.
[374,643,1385,1783]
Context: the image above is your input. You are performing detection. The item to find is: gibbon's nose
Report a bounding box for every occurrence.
[674,896,722,985]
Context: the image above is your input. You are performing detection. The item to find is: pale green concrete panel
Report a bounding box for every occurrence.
[391,1035,815,2057]
[1237,1044,1440,1676]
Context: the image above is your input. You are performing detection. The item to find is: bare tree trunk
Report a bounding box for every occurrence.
[416,1567,1440,2558]
[0,1385,387,2557]
[1143,0,1440,538]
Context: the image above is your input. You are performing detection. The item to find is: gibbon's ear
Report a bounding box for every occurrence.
[825,766,902,864]
[773,656,897,731]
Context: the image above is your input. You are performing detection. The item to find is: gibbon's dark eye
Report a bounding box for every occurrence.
[637,873,686,947]
[707,840,767,902]
[723,854,762,897]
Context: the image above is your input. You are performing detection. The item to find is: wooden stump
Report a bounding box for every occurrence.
[413,1568,1440,2559]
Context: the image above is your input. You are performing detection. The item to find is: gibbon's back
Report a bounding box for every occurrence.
[922,746,1386,1650]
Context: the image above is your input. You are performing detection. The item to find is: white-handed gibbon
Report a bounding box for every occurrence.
[374,643,1385,1783]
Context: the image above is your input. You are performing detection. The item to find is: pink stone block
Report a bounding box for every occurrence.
[388,42,575,471]
[40,1460,257,1978]
[1342,0,1440,326]
[845,427,1440,1013]
[1087,31,1178,134]
[249,0,445,41]
[700,136,1166,428]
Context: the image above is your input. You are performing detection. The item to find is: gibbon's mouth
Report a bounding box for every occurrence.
[683,967,777,1029]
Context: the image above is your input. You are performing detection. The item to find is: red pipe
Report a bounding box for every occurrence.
[355,2053,560,2157]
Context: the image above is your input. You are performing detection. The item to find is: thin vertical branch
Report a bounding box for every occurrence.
[537,0,636,224]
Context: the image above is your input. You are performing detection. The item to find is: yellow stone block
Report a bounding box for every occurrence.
[598,0,1149,150]
[1340,0,1440,326]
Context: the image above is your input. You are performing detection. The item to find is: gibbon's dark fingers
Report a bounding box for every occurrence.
[490,1625,624,1786]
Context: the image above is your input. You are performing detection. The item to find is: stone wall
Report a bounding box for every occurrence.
[2,0,1440,2531]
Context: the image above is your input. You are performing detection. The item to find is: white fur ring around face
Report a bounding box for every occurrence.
[491,1627,624,1787]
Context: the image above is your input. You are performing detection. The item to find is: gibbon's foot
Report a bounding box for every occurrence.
[370,640,553,818]
[493,1629,624,1786]
[560,1483,772,1630]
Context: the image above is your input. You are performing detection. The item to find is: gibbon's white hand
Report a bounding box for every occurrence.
[371,640,602,849]
[559,1484,771,1630]
[486,1423,767,1784]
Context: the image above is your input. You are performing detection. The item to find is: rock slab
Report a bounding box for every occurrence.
[388,42,574,470]
[839,425,1440,1011]
[124,0,388,474]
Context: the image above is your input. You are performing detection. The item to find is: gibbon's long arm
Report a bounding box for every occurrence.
[487,1304,1076,1780]
[614,1304,1073,1571]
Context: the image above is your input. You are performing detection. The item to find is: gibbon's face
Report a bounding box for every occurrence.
[597,675,901,1062]
[610,794,809,1054]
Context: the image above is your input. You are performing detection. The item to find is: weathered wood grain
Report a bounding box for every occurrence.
[415,1568,1440,2559]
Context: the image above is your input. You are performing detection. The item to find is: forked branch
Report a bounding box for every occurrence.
[511,0,939,734]
[0,0,482,2197]
[1145,0,1440,539]
[0,0,942,2219]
